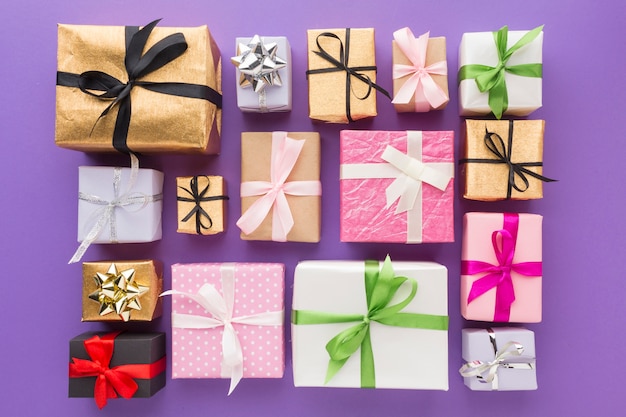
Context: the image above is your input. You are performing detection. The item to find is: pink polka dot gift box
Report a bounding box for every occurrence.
[164,262,285,394]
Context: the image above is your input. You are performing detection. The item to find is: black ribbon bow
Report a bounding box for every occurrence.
[459,120,557,199]
[177,176,229,235]
[57,19,222,154]
[306,28,390,122]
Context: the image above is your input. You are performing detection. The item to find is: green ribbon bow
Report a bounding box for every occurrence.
[291,255,449,388]
[458,25,543,119]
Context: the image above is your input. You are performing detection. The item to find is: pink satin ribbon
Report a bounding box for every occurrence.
[392,28,448,112]
[236,132,322,241]
[461,213,542,322]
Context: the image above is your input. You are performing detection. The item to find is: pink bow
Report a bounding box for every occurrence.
[461,213,542,322]
[236,132,322,241]
[392,28,448,112]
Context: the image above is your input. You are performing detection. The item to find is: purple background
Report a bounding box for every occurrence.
[1,0,623,415]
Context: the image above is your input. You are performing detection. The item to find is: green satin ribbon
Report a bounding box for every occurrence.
[458,25,543,119]
[291,256,449,388]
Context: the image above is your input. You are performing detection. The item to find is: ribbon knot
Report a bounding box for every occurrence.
[459,121,556,200]
[306,29,390,122]
[392,28,448,111]
[237,132,322,242]
[458,25,543,119]
[177,176,229,235]
[462,213,542,322]
[57,19,222,153]
[292,256,448,388]
[161,264,284,395]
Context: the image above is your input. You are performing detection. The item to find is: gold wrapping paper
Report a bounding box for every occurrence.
[176,176,227,235]
[241,132,321,242]
[392,37,449,112]
[82,260,163,322]
[307,28,377,123]
[463,120,545,201]
[56,23,222,153]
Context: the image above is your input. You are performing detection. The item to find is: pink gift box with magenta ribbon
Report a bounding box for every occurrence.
[340,130,454,243]
[461,212,543,323]
[164,262,285,395]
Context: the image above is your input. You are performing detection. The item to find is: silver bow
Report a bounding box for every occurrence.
[231,35,287,93]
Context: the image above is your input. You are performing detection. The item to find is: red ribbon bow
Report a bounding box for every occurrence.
[461,213,542,322]
[69,332,165,409]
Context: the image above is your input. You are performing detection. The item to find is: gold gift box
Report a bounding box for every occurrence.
[463,119,546,201]
[82,260,163,322]
[392,36,449,112]
[176,176,227,235]
[56,23,221,154]
[241,132,321,242]
[307,28,378,123]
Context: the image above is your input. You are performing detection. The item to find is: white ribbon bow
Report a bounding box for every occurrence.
[459,341,535,390]
[161,264,284,395]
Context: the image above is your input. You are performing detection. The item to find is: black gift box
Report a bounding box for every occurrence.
[68,332,166,400]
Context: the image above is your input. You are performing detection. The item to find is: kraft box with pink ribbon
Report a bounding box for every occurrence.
[340,130,454,243]
[162,262,285,395]
[461,212,543,323]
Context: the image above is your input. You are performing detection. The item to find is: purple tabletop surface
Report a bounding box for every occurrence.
[1,0,624,416]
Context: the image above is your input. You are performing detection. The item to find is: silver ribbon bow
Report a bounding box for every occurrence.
[459,328,535,390]
[69,154,163,264]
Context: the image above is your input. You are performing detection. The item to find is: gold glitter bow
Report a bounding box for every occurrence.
[89,263,148,321]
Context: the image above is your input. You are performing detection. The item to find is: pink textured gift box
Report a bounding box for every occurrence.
[340,130,454,243]
[169,263,285,389]
[461,212,543,323]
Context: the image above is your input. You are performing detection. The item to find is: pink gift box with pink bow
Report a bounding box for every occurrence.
[164,262,285,395]
[340,130,454,243]
[461,212,543,323]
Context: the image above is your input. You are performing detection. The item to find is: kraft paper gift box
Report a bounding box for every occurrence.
[72,164,163,263]
[461,212,543,323]
[392,28,449,112]
[176,176,228,235]
[307,28,389,123]
[292,257,449,390]
[461,119,554,201]
[56,20,222,153]
[69,331,166,409]
[233,36,291,112]
[458,25,543,119]
[82,260,163,322]
[165,262,285,394]
[340,130,454,243]
[460,327,537,391]
[237,132,321,242]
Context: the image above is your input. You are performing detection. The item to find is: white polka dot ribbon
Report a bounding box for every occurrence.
[161,263,284,395]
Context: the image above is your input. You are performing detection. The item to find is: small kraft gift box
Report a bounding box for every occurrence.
[232,35,291,112]
[461,119,555,201]
[56,19,222,154]
[163,262,285,395]
[461,212,543,323]
[237,132,321,242]
[340,130,454,243]
[292,256,449,390]
[69,331,166,409]
[391,27,449,112]
[458,25,543,119]
[176,175,228,235]
[460,327,537,391]
[307,28,390,123]
[82,260,163,322]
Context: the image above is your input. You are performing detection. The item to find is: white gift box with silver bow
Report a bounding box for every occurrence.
[233,36,292,112]
[77,165,163,244]
[461,327,537,391]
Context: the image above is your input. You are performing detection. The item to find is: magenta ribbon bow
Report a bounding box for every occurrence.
[236,132,322,241]
[461,213,542,322]
[392,28,448,112]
